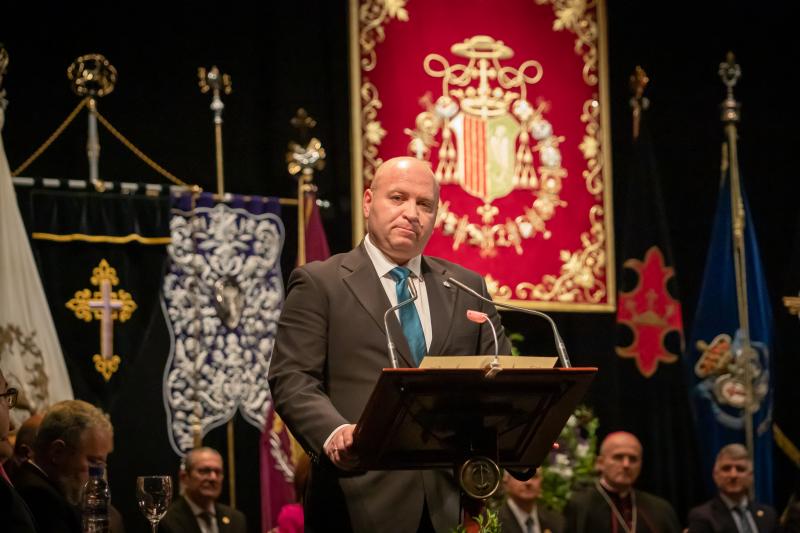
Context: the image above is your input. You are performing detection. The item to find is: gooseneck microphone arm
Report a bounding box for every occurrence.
[383,278,419,369]
[444,277,572,368]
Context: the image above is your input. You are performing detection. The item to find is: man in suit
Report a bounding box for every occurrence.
[499,469,564,533]
[687,443,776,532]
[564,431,681,533]
[0,367,39,533]
[159,447,246,533]
[268,156,510,532]
[13,398,114,533]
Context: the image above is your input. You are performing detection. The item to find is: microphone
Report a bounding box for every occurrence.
[444,277,572,368]
[466,310,499,359]
[383,277,419,369]
[466,309,501,377]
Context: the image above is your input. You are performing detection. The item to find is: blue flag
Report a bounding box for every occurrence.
[685,177,774,504]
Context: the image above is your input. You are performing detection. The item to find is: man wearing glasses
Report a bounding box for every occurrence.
[0,367,38,532]
[159,446,247,533]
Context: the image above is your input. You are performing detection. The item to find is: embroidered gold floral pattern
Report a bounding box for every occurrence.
[580,98,603,196]
[514,205,607,303]
[536,0,599,86]
[361,82,385,184]
[359,0,409,72]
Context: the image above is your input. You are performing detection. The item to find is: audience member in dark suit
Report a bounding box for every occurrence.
[159,447,246,533]
[687,443,776,532]
[269,157,510,532]
[14,399,114,533]
[3,411,43,483]
[564,431,681,533]
[0,367,38,533]
[499,469,564,533]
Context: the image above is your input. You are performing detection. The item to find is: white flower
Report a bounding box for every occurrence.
[576,442,589,458]
[566,415,577,428]
[555,453,570,466]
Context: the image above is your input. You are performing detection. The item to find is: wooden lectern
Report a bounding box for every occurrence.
[353,362,597,528]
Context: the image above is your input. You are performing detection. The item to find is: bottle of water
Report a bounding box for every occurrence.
[82,463,110,533]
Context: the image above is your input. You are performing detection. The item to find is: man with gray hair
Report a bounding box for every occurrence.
[159,446,246,533]
[14,399,114,533]
[688,443,777,532]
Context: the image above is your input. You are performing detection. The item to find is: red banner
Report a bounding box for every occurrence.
[350,0,614,311]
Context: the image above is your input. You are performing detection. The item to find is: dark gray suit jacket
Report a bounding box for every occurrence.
[687,495,777,532]
[158,495,247,533]
[563,484,681,533]
[268,244,511,533]
[499,500,565,533]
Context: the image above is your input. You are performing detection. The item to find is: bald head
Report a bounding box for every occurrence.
[364,157,439,265]
[596,431,643,493]
[370,157,439,197]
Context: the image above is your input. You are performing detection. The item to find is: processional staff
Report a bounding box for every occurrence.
[286,108,326,266]
[198,66,232,197]
[67,54,117,192]
[719,52,758,494]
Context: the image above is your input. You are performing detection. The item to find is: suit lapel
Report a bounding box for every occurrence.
[422,257,456,356]
[341,244,414,367]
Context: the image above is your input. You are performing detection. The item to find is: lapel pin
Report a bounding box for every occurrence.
[756,510,764,517]
[222,515,231,524]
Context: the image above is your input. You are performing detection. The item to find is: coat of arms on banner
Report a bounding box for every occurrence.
[407,35,566,258]
[693,330,770,430]
[162,197,284,455]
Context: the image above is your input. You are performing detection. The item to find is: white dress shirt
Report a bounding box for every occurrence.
[507,498,541,533]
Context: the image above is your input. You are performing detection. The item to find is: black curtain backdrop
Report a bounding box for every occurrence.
[2,2,800,530]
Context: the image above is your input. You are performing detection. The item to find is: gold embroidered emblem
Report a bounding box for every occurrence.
[66,259,137,381]
[407,35,567,257]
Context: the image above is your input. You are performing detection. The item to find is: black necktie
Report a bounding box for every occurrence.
[525,516,535,533]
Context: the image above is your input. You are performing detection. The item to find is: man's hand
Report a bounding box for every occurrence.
[324,424,359,470]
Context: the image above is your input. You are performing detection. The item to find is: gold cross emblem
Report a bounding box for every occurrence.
[66,259,137,381]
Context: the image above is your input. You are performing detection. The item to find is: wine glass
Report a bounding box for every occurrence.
[136,475,173,533]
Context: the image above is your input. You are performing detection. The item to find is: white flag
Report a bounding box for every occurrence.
[0,105,73,425]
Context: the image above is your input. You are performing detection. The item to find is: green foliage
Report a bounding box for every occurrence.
[451,508,501,533]
[539,405,599,512]
[508,332,524,356]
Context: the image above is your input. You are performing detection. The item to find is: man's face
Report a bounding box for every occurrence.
[363,158,438,265]
[504,470,542,508]
[597,434,642,492]
[0,371,13,460]
[181,450,224,507]
[713,455,752,500]
[54,426,114,505]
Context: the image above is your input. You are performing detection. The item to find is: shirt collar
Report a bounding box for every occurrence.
[364,234,422,279]
[506,497,537,526]
[184,493,216,517]
[720,492,749,510]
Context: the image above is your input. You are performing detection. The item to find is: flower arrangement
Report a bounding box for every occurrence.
[539,405,599,512]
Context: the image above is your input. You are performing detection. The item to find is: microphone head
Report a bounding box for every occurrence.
[466,309,489,324]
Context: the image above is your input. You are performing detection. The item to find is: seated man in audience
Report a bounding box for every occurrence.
[0,367,39,533]
[688,443,776,532]
[564,431,681,533]
[499,468,564,533]
[14,399,114,533]
[159,446,246,533]
[5,412,43,482]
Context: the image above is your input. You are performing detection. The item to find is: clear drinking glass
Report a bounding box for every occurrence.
[136,475,172,533]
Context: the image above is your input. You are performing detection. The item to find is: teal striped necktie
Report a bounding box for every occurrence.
[390,267,426,366]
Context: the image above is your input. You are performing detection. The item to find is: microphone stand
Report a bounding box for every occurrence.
[383,279,419,369]
[445,277,572,368]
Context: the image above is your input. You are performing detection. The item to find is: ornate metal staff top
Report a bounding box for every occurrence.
[198,66,232,197]
[719,51,741,124]
[67,54,118,192]
[629,65,649,140]
[286,108,326,266]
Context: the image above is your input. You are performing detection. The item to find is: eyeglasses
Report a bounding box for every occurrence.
[1,388,18,408]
